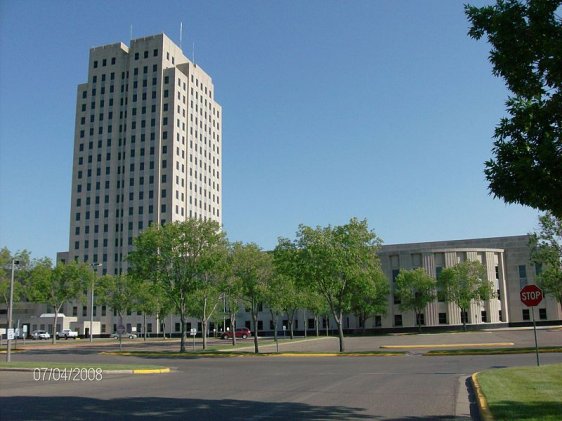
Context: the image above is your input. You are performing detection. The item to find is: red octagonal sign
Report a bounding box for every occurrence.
[520,284,543,307]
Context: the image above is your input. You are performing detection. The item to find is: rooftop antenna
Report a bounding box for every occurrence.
[180,21,183,50]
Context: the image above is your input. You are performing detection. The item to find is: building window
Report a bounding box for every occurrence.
[522,309,530,321]
[461,311,469,324]
[539,308,547,320]
[394,315,402,327]
[374,315,382,327]
[392,269,400,304]
[72,306,78,316]
[102,306,106,316]
[481,311,487,323]
[82,306,87,317]
[518,265,527,289]
[416,313,425,326]
[438,312,447,324]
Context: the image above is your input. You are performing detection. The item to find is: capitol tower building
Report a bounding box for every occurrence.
[65,33,222,276]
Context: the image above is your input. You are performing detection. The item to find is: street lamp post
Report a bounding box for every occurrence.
[6,259,19,363]
[90,263,102,342]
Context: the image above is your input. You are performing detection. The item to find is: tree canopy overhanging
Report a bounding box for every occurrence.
[465,0,562,217]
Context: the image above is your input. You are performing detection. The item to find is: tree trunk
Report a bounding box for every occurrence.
[202,318,208,350]
[303,309,307,338]
[360,314,367,334]
[230,312,237,346]
[270,310,278,343]
[417,311,422,333]
[143,314,147,341]
[202,297,208,350]
[180,314,186,352]
[252,311,259,354]
[52,309,59,344]
[289,319,294,339]
[335,310,345,352]
[315,315,319,337]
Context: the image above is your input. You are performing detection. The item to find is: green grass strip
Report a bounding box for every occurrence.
[425,346,562,356]
[477,363,562,421]
[0,361,167,370]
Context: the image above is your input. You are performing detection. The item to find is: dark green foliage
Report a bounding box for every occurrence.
[466,0,562,216]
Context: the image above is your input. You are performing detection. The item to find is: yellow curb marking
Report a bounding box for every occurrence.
[472,372,494,421]
[132,368,171,374]
[381,342,514,349]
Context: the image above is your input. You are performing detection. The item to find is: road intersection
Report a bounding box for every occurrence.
[1,327,561,420]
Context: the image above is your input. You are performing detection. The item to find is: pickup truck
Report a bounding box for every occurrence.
[57,329,78,339]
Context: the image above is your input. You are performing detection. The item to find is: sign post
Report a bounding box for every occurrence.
[190,328,197,351]
[520,285,544,366]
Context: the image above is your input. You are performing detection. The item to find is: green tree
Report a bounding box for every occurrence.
[134,281,172,340]
[27,259,91,343]
[529,212,562,309]
[281,279,306,340]
[350,269,389,333]
[395,268,436,333]
[437,260,495,331]
[128,219,228,352]
[293,218,386,352]
[0,248,32,322]
[262,271,289,347]
[303,291,329,337]
[466,0,562,217]
[97,274,137,349]
[186,283,224,350]
[220,259,242,346]
[230,242,273,354]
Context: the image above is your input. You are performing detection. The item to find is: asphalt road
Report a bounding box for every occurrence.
[1,329,561,420]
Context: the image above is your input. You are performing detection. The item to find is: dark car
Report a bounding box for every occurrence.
[221,328,251,340]
[111,332,137,339]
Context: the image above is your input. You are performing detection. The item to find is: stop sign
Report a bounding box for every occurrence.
[520,285,543,307]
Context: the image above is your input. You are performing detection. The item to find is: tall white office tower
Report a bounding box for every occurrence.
[68,33,222,275]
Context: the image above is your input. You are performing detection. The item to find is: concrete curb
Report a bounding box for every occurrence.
[471,372,494,421]
[0,367,171,375]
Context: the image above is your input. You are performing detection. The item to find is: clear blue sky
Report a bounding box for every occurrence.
[0,0,539,260]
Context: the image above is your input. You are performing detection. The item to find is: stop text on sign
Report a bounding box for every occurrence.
[521,291,541,301]
[520,285,543,307]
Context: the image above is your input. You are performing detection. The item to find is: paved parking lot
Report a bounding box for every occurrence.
[1,327,561,420]
[9,326,560,355]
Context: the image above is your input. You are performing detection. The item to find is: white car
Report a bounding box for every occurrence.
[57,329,78,339]
[31,330,51,340]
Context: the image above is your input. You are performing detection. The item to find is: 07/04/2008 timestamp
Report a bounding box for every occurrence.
[33,367,103,381]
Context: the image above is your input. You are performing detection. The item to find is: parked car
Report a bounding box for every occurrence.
[31,330,50,340]
[111,332,137,339]
[57,329,78,339]
[221,328,251,340]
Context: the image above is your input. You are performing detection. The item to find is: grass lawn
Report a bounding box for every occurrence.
[426,346,562,356]
[0,361,167,371]
[477,363,562,421]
